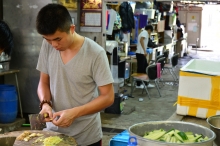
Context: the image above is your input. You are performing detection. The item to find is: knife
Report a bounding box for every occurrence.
[0,137,16,146]
[28,113,48,130]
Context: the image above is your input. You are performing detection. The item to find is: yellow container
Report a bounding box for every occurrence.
[177,59,220,118]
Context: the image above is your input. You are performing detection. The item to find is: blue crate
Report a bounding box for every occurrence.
[109,130,129,146]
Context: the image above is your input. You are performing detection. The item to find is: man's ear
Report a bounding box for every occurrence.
[70,25,76,34]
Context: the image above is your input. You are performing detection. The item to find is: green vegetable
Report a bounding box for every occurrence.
[174,131,184,142]
[185,131,193,135]
[184,134,202,143]
[143,129,166,140]
[178,132,188,140]
[143,128,209,144]
[164,129,175,137]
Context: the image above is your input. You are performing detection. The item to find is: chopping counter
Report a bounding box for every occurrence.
[0,130,77,146]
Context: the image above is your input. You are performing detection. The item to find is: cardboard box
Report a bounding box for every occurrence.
[177,59,220,118]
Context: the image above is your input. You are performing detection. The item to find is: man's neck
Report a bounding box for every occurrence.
[66,33,84,53]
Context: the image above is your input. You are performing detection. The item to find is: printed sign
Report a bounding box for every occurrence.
[80,0,102,32]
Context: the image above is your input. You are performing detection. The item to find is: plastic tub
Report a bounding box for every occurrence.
[0,85,18,123]
[180,59,220,75]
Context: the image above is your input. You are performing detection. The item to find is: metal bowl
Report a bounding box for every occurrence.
[207,115,220,146]
[128,121,216,146]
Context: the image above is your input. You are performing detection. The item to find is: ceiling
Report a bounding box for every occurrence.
[156,0,220,1]
[159,1,220,6]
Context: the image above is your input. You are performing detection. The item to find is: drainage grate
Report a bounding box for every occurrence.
[102,127,125,133]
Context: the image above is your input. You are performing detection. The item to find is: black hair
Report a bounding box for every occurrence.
[36,4,72,35]
[0,20,13,56]
[145,25,153,31]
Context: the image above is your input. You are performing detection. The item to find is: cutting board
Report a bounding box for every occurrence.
[0,130,77,146]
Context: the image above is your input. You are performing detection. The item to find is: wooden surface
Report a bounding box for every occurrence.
[0,130,77,146]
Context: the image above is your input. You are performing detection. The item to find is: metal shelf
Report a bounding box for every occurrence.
[151,32,157,35]
[106,2,119,5]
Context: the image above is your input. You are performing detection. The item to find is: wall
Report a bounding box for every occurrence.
[179,5,220,49]
[200,5,220,48]
[68,0,105,47]
[3,0,51,113]
[178,6,202,47]
[0,0,2,19]
[200,6,210,48]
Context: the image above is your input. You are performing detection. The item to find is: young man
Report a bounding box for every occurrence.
[36,4,114,146]
[135,25,155,88]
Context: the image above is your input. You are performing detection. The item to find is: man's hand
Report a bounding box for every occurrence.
[52,107,79,127]
[144,52,147,57]
[39,103,53,122]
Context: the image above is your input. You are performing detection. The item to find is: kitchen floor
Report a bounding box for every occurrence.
[3,47,219,146]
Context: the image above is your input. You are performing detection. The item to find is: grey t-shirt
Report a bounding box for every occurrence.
[36,37,114,145]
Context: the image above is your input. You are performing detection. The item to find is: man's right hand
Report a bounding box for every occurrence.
[144,52,147,57]
[39,103,53,122]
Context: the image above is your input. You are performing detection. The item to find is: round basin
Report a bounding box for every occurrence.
[207,115,220,146]
[128,121,216,146]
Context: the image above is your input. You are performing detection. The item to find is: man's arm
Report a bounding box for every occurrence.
[52,83,114,127]
[140,37,147,56]
[75,83,114,116]
[37,72,53,117]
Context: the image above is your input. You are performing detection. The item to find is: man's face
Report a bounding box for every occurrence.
[148,30,152,36]
[43,26,75,51]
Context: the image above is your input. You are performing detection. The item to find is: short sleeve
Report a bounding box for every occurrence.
[140,31,148,39]
[36,39,49,74]
[92,50,114,86]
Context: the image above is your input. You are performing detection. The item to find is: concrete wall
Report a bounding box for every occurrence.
[3,0,51,114]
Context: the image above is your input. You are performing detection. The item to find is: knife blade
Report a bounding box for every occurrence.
[0,137,16,146]
[28,114,47,130]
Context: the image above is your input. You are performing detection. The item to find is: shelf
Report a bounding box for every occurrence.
[106,2,119,5]
[151,32,157,35]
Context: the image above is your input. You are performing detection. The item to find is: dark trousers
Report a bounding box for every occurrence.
[136,53,148,86]
[88,140,102,146]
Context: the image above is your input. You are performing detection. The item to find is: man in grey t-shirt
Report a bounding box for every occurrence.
[36,4,114,146]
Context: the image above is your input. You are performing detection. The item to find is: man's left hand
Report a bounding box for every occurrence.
[52,108,79,127]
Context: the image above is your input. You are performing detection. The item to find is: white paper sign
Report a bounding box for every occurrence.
[85,13,101,26]
[188,23,197,31]
[80,26,101,32]
[193,26,197,32]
